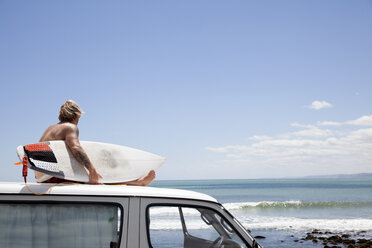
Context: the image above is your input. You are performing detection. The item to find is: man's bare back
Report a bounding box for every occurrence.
[36,124,69,181]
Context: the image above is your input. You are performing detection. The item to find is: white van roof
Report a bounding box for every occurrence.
[0,182,218,202]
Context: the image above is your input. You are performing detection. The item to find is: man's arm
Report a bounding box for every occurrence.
[65,125,102,184]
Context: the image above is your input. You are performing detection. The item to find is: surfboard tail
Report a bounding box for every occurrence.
[18,143,65,179]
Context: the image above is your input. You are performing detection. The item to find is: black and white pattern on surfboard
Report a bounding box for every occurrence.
[30,159,60,172]
[25,150,57,163]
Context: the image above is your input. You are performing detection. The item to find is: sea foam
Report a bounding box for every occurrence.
[222,201,372,210]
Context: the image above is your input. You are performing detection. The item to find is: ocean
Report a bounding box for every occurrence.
[151,178,372,248]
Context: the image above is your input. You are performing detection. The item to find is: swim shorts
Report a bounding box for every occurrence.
[43,177,78,184]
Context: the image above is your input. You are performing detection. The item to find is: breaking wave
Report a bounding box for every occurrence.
[241,216,372,232]
[222,201,372,210]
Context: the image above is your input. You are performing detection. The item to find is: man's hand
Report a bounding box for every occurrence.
[88,168,103,184]
[64,124,103,184]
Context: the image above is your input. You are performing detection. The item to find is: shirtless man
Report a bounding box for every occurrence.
[36,100,155,185]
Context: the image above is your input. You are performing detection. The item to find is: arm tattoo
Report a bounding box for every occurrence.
[74,149,91,169]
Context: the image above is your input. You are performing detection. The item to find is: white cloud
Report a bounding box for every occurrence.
[315,116,372,127]
[346,115,372,126]
[291,127,333,137]
[288,123,333,137]
[317,121,342,126]
[206,115,372,176]
[205,147,229,153]
[249,135,272,141]
[207,128,372,161]
[309,100,333,110]
[291,122,314,129]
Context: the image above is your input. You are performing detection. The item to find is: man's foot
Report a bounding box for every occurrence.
[107,170,156,186]
[137,170,156,186]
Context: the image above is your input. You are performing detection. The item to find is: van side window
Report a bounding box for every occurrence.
[148,205,248,248]
[0,203,122,248]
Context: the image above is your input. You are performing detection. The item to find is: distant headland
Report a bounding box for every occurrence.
[302,173,372,179]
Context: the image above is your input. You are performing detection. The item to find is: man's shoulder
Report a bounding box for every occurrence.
[59,122,78,131]
[40,122,78,142]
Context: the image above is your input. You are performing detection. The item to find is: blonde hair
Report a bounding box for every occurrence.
[58,100,84,122]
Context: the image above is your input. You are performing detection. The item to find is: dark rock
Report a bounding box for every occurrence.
[358,244,371,248]
[357,238,372,247]
[305,234,315,240]
[299,230,371,248]
[328,235,343,244]
[342,239,355,245]
[253,235,265,239]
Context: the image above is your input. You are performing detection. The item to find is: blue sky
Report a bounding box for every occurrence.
[1,0,371,181]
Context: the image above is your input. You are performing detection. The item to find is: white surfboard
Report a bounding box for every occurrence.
[16,141,165,183]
